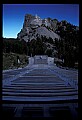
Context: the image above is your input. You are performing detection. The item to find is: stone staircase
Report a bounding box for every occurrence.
[2,64,78,119]
[2,66,78,101]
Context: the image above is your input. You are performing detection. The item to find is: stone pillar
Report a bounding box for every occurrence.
[48,57,54,65]
[28,57,34,64]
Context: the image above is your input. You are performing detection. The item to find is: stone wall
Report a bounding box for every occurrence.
[28,56,55,65]
[34,55,48,64]
[48,57,54,65]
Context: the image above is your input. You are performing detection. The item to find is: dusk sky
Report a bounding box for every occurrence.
[3,4,79,38]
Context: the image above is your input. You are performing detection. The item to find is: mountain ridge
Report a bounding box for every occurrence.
[17,14,79,42]
[3,13,79,68]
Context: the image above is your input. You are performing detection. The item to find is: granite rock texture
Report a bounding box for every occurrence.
[17,14,60,42]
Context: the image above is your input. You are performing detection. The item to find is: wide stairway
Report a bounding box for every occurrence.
[2,64,78,119]
[2,64,78,101]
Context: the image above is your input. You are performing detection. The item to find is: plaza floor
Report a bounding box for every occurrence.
[2,64,78,119]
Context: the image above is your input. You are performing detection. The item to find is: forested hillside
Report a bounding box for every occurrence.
[3,18,79,69]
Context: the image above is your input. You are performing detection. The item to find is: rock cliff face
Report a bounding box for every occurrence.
[17,14,60,42]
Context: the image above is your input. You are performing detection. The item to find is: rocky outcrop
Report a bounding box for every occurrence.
[17,14,79,43]
[35,26,60,40]
[17,14,60,42]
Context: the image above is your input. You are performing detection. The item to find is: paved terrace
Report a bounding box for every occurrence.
[2,63,78,119]
[2,64,78,101]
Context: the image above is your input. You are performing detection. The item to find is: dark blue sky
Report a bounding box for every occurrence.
[3,4,79,38]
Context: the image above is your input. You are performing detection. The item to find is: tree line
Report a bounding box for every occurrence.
[3,21,79,68]
[54,22,79,67]
[3,38,28,55]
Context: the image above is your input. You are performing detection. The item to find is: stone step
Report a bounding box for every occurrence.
[3,89,77,93]
[11,83,66,86]
[3,90,78,97]
[2,95,78,101]
[4,84,68,89]
[12,77,64,82]
[12,80,65,84]
[3,85,74,90]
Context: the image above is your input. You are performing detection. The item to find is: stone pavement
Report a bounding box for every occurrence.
[2,63,78,119]
[2,64,78,101]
